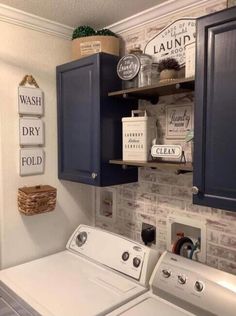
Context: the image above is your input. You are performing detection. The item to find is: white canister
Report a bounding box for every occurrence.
[122,110,156,161]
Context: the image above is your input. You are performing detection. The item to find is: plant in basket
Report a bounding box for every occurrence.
[72,25,120,60]
[158,57,180,81]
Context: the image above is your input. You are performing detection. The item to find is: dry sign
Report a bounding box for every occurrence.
[144,18,196,65]
[19,117,44,146]
[18,86,44,116]
[20,148,45,176]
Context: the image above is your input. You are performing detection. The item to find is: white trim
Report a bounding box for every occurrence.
[0,4,73,40]
[107,0,225,34]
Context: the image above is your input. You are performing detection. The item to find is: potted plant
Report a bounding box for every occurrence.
[72,25,120,60]
[158,57,180,81]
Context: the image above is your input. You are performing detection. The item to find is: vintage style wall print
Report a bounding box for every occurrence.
[166,104,193,139]
[144,18,196,65]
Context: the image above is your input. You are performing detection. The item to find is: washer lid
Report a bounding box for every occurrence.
[0,251,145,316]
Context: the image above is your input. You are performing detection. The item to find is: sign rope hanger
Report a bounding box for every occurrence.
[19,75,39,88]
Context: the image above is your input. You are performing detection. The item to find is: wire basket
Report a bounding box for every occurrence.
[18,185,57,216]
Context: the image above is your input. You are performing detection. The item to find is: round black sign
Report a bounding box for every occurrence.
[117,54,140,81]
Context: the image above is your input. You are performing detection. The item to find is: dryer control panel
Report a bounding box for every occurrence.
[67,225,158,286]
[151,252,236,316]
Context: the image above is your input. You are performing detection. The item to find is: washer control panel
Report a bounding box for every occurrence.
[66,225,157,283]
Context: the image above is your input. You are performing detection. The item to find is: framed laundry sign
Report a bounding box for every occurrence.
[18,86,44,116]
[19,117,44,146]
[166,105,193,139]
[144,18,196,65]
[20,148,45,176]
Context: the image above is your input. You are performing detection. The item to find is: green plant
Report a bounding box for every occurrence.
[72,25,96,39]
[96,28,118,38]
[158,58,180,72]
[72,25,118,40]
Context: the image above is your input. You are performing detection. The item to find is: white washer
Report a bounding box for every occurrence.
[108,251,236,316]
[0,225,158,316]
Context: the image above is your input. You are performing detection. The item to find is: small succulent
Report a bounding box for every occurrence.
[96,28,118,38]
[158,58,180,72]
[72,25,96,39]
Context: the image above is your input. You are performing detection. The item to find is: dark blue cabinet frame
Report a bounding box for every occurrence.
[57,53,138,186]
[194,7,236,211]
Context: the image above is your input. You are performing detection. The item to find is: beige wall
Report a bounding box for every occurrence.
[0,21,94,268]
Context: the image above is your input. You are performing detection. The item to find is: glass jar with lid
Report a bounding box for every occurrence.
[129,45,152,88]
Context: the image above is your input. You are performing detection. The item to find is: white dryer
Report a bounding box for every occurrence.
[108,251,236,316]
[0,225,158,316]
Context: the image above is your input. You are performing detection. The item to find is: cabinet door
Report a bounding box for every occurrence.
[194,7,236,211]
[57,55,100,185]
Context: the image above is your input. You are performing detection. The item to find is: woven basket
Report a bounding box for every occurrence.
[18,185,57,216]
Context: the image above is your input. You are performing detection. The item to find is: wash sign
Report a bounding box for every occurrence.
[18,86,44,116]
[144,18,196,65]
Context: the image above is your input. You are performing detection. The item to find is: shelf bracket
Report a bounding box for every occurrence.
[122,93,159,105]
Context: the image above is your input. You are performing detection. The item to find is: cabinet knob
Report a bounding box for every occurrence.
[192,186,199,195]
[91,172,97,179]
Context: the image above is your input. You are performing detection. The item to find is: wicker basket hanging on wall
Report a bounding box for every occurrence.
[18,185,57,216]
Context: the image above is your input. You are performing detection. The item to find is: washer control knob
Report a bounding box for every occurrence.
[122,251,129,261]
[76,231,87,247]
[133,257,141,268]
[162,269,171,278]
[178,275,187,285]
[195,281,204,292]
[192,186,199,195]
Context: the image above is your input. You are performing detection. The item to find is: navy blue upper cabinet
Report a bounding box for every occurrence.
[57,53,137,186]
[194,7,236,211]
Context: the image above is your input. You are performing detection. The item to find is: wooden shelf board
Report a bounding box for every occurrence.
[108,77,194,99]
[109,160,193,172]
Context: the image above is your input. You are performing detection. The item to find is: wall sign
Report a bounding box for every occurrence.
[117,54,140,80]
[144,18,196,65]
[151,144,182,159]
[19,117,44,146]
[18,86,44,116]
[20,148,45,176]
[166,105,193,139]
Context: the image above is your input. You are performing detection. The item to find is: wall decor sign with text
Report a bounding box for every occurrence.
[20,148,45,176]
[151,144,182,159]
[18,86,44,116]
[144,18,196,65]
[19,117,44,146]
[166,104,193,139]
[117,54,140,80]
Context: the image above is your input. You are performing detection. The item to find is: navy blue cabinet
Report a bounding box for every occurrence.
[194,7,236,211]
[57,53,137,186]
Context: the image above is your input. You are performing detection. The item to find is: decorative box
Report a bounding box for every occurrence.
[122,110,156,161]
[18,185,57,216]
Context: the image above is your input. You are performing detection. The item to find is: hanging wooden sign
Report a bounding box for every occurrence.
[19,117,44,146]
[144,18,196,65]
[117,54,140,80]
[18,86,44,116]
[151,144,182,159]
[20,148,45,176]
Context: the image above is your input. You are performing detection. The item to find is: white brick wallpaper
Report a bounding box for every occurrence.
[96,0,236,275]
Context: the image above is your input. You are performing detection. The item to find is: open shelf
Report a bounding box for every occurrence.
[109,160,193,174]
[108,77,194,104]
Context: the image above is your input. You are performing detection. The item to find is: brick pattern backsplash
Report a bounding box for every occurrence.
[95,0,236,275]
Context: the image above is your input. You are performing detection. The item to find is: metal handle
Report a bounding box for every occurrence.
[192,186,199,195]
[91,172,97,179]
